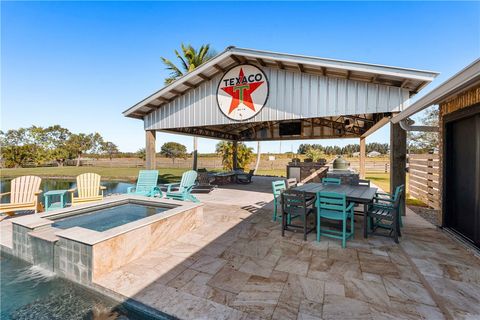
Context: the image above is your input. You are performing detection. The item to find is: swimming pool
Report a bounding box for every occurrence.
[51,203,169,232]
[0,252,171,319]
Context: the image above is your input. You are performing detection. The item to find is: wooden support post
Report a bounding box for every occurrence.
[192,137,198,171]
[359,137,366,179]
[145,130,156,169]
[232,141,238,170]
[390,123,406,215]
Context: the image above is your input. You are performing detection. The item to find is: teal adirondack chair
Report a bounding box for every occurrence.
[164,170,199,202]
[316,192,355,248]
[127,170,162,197]
[272,180,287,221]
[322,177,341,185]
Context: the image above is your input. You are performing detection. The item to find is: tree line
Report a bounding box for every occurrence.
[0,125,119,168]
[297,142,390,156]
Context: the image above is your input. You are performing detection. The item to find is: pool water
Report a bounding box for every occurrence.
[51,203,168,232]
[0,253,133,320]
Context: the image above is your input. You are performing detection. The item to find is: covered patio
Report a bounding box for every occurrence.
[123,47,438,195]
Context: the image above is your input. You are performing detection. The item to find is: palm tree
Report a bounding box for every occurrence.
[161,44,216,170]
[161,44,215,85]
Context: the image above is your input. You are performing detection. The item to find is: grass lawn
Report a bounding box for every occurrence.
[1,166,426,206]
[0,167,188,183]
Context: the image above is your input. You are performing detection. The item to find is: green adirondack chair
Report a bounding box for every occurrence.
[316,191,355,248]
[164,170,199,202]
[127,170,162,197]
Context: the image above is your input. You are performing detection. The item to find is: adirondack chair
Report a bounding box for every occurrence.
[127,170,161,197]
[0,176,43,215]
[68,173,106,206]
[164,170,199,202]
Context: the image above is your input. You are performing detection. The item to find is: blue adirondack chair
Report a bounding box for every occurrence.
[127,170,162,197]
[272,180,287,222]
[322,177,341,185]
[316,192,355,248]
[164,170,199,202]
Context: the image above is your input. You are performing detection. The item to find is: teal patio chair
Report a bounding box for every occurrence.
[374,185,405,228]
[165,170,199,203]
[322,177,341,185]
[272,180,287,221]
[315,192,354,248]
[127,170,162,197]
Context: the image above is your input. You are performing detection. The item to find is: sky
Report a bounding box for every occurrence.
[2,1,479,153]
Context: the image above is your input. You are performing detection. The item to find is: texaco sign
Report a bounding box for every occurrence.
[217,64,269,121]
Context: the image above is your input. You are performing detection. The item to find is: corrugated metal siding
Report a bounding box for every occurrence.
[144,66,409,130]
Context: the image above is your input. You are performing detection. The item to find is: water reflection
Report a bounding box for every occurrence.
[0,179,134,204]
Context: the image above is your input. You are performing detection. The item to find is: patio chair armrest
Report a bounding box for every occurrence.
[373,196,395,203]
[164,183,180,192]
[345,202,355,212]
[375,192,392,198]
[0,192,11,198]
[100,186,107,190]
[34,190,43,196]
[67,188,76,193]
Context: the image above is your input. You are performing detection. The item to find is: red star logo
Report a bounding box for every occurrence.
[221,68,264,114]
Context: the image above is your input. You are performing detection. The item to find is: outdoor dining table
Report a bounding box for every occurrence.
[292,183,378,238]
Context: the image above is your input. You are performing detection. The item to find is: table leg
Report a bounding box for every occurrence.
[45,196,50,212]
[363,203,368,238]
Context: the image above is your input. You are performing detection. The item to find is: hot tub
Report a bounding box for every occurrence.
[9,195,203,285]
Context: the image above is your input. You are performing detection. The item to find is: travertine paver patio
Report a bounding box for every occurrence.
[93,178,480,320]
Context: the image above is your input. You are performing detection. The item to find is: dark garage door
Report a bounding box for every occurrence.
[444,104,480,248]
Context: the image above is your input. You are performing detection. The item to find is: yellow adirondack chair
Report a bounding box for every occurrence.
[0,176,43,216]
[68,173,106,206]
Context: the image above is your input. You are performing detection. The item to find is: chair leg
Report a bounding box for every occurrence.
[317,213,321,242]
[350,212,354,239]
[303,214,307,241]
[281,211,286,237]
[273,199,277,221]
[342,218,347,248]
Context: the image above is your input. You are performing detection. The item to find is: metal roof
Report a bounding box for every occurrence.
[391,58,480,123]
[123,46,439,119]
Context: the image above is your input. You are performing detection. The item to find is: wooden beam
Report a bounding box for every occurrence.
[145,130,156,169]
[360,116,390,138]
[230,55,242,64]
[170,89,181,96]
[213,64,225,72]
[197,73,210,81]
[346,70,351,80]
[275,60,285,70]
[370,75,378,83]
[390,122,407,215]
[297,63,305,73]
[232,141,238,170]
[320,67,326,76]
[400,79,409,88]
[256,58,266,67]
[183,81,196,89]
[359,137,366,179]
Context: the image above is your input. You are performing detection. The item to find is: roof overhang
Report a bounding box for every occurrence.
[391,58,480,123]
[123,46,439,120]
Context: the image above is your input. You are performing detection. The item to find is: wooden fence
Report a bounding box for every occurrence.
[408,154,440,209]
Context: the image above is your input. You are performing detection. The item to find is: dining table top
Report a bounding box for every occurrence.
[293,183,378,203]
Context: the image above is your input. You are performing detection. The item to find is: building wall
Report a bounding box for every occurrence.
[437,84,480,224]
[144,66,410,130]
